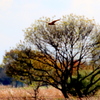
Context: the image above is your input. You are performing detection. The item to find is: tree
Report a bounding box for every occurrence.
[23,14,100,98]
[90,30,100,68]
[3,48,49,99]
[2,14,100,99]
[3,48,45,85]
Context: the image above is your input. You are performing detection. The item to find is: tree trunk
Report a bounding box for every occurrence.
[61,87,69,98]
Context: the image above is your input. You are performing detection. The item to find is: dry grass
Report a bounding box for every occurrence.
[0,85,99,100]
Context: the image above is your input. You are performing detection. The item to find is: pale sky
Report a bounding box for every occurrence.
[0,0,100,63]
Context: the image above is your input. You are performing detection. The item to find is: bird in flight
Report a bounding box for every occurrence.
[47,19,60,25]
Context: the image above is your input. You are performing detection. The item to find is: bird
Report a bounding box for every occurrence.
[47,19,60,25]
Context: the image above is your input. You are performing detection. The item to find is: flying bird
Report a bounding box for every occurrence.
[47,19,60,25]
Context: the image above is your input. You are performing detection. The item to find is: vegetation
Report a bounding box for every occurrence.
[90,28,100,68]
[0,67,12,85]
[67,68,100,97]
[2,48,45,85]
[2,14,100,99]
[0,85,100,100]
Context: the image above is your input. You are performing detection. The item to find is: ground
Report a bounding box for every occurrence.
[0,85,100,100]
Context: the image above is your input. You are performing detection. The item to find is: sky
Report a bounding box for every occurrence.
[0,0,100,63]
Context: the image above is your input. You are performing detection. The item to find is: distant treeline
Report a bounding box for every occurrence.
[0,68,24,87]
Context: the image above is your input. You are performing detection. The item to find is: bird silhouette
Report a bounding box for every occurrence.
[47,19,60,25]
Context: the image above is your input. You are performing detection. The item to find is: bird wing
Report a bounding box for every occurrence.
[51,19,60,24]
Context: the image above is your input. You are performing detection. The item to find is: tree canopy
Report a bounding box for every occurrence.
[2,14,100,98]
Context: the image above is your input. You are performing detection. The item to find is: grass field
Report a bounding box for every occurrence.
[0,85,100,100]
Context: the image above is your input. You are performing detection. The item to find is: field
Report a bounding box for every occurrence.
[0,85,100,100]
